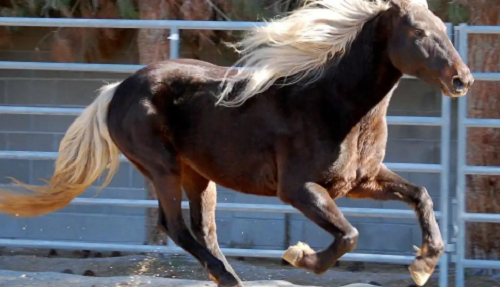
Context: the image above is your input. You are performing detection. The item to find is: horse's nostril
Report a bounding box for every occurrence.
[452,77,465,91]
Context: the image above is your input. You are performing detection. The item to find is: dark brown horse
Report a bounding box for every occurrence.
[0,0,473,286]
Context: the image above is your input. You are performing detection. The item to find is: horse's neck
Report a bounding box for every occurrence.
[319,14,402,120]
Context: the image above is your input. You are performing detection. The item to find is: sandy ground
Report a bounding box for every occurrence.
[0,248,498,287]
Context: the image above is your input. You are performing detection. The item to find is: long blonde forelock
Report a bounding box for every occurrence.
[217,0,392,107]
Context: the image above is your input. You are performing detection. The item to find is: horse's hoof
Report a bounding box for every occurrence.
[409,257,433,286]
[282,241,315,267]
[217,278,242,287]
[209,274,218,283]
[217,272,242,287]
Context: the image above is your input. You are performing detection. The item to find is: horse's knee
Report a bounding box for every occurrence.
[339,227,359,253]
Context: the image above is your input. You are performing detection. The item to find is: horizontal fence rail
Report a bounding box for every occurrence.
[0,61,144,73]
[464,118,500,128]
[0,17,262,30]
[471,72,500,81]
[0,150,444,173]
[0,192,434,219]
[0,60,416,80]
[0,238,416,264]
[455,23,500,287]
[0,106,433,123]
[0,18,455,287]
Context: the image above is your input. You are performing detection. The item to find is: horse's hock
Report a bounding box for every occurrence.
[0,270,384,287]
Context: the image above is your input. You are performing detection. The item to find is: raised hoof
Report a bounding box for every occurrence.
[282,241,315,267]
[409,257,434,286]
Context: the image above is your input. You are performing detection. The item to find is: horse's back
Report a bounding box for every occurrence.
[108,58,232,132]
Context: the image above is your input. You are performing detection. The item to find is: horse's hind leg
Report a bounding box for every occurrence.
[347,164,444,286]
[182,165,241,284]
[120,148,240,287]
[278,181,359,274]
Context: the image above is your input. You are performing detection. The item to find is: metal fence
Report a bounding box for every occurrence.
[0,17,455,287]
[455,24,500,287]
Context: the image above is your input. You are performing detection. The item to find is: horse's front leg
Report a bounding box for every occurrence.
[348,164,444,286]
[278,181,359,274]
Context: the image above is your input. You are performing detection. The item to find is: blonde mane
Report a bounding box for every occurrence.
[216,0,394,107]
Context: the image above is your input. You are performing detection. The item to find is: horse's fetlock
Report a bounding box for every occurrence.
[208,259,237,285]
[428,240,445,256]
[312,264,329,275]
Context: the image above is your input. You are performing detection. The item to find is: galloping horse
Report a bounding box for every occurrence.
[0,0,472,286]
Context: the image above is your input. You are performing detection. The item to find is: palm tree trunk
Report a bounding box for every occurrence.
[137,0,174,246]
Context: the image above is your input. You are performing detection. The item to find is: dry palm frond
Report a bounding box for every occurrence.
[0,0,302,60]
[49,0,133,63]
[0,0,136,61]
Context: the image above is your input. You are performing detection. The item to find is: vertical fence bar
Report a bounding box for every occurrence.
[167,26,180,247]
[439,72,451,287]
[169,27,180,59]
[455,23,468,287]
[438,23,453,287]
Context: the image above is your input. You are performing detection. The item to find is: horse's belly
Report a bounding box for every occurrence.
[180,152,278,196]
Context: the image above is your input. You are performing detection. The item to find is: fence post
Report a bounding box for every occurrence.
[438,23,453,287]
[169,27,180,60]
[455,23,468,287]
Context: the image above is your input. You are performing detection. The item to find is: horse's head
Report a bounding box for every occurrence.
[386,0,473,97]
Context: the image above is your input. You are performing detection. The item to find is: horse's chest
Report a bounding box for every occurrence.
[356,115,388,168]
[324,116,387,195]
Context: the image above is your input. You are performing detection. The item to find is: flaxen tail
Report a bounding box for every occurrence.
[0,81,122,217]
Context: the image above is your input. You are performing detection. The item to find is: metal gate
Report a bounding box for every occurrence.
[0,18,456,287]
[454,24,500,287]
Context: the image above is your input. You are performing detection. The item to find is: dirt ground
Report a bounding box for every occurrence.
[0,248,498,287]
[0,270,321,287]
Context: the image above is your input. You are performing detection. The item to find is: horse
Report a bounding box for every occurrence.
[0,0,473,286]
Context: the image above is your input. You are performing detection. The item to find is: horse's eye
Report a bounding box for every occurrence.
[414,29,424,37]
